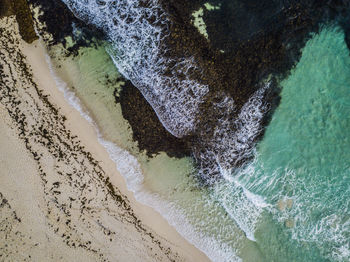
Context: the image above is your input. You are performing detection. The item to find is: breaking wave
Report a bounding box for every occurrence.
[194,83,270,182]
[60,0,209,138]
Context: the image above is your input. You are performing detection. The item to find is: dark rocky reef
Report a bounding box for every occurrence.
[0,0,38,43]
[0,0,13,17]
[115,81,192,158]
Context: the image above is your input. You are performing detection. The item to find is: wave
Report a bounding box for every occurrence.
[194,83,270,182]
[60,0,209,138]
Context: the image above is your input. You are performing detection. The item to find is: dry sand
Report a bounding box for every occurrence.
[0,15,209,262]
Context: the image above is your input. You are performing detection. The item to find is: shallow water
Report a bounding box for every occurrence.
[46,22,350,261]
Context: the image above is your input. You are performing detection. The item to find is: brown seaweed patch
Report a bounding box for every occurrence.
[0,0,14,17]
[11,0,38,43]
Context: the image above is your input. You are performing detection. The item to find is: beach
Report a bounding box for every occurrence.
[2,1,350,261]
[0,15,209,262]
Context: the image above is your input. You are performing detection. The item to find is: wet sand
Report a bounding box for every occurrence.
[0,16,209,262]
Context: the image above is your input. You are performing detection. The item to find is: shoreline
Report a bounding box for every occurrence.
[0,15,209,262]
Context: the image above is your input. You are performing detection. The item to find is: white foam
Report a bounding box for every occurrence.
[60,0,209,138]
[180,83,271,241]
[96,136,243,262]
[196,83,270,180]
[236,162,350,261]
[216,165,269,242]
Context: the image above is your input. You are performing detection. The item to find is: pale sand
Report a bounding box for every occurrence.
[0,16,209,262]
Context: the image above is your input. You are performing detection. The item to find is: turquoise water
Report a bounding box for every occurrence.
[223,24,350,261]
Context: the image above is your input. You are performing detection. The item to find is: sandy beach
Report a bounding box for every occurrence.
[0,15,209,262]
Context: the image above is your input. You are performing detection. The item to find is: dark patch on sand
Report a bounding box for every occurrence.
[0,0,14,17]
[1,0,37,43]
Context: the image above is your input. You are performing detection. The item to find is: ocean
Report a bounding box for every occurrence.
[43,1,350,261]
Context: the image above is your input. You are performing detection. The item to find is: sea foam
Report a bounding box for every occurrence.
[60,0,209,138]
